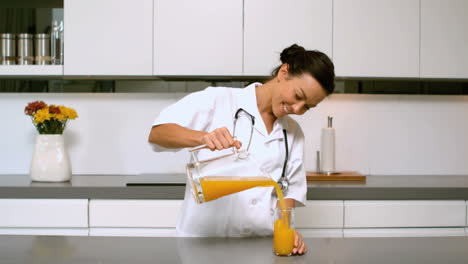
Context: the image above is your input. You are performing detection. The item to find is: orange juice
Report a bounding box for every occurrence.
[273,217,295,256]
[198,176,294,256]
[199,176,276,201]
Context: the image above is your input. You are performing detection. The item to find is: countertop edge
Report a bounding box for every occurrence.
[2,186,468,200]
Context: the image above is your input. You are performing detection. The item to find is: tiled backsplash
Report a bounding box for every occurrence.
[1,85,468,175]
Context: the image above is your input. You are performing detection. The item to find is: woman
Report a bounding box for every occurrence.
[148,44,335,255]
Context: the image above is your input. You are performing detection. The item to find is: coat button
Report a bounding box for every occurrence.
[251,199,257,205]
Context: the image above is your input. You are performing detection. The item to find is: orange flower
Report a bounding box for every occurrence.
[49,105,61,114]
[24,101,47,116]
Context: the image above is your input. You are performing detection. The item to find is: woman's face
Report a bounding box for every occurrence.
[272,66,328,118]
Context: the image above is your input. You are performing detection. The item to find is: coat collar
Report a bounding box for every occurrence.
[237,82,289,142]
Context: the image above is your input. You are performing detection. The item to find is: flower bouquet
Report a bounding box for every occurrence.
[25,101,78,182]
[25,101,78,134]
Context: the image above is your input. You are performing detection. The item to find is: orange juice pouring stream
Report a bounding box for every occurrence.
[198,176,295,256]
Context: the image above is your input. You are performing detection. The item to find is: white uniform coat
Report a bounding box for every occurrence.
[152,83,307,237]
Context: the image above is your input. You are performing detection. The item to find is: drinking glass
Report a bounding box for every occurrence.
[273,207,295,256]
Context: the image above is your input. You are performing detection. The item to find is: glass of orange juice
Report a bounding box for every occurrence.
[273,207,295,256]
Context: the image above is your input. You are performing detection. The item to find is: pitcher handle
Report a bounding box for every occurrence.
[189,138,241,165]
[189,144,208,153]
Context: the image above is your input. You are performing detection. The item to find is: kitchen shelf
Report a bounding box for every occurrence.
[0,65,63,76]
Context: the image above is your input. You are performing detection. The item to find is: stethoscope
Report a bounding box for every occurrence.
[233,108,289,193]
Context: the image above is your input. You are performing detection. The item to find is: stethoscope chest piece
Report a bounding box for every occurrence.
[278,177,289,194]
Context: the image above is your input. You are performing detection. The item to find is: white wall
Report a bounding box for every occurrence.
[1,89,468,175]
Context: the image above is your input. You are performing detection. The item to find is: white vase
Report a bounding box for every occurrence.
[30,134,71,182]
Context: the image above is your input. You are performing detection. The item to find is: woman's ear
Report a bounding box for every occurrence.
[278,64,290,81]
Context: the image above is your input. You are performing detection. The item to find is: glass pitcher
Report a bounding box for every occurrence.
[186,108,272,204]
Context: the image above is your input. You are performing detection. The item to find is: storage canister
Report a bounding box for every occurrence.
[34,33,50,65]
[0,33,16,65]
[17,33,33,65]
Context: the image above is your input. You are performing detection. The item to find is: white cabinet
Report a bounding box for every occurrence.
[0,199,88,236]
[243,0,332,76]
[0,228,88,236]
[89,227,176,237]
[154,0,243,75]
[0,199,88,228]
[64,0,153,75]
[344,201,466,228]
[295,200,343,238]
[344,228,465,238]
[466,200,468,226]
[420,0,468,78]
[333,0,419,78]
[89,199,182,237]
[295,201,343,228]
[89,199,182,227]
[1,198,465,237]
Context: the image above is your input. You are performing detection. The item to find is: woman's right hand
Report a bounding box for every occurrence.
[201,127,242,151]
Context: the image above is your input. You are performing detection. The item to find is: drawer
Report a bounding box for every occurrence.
[344,228,465,238]
[295,201,344,228]
[0,228,88,236]
[89,227,176,237]
[296,228,343,238]
[89,199,182,228]
[0,199,88,228]
[345,200,466,228]
[466,201,468,226]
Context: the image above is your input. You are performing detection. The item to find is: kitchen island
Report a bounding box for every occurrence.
[1,235,468,264]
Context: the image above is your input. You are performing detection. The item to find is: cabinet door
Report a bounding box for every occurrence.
[0,199,88,228]
[0,228,88,236]
[244,0,332,76]
[154,0,243,75]
[89,228,176,237]
[89,199,182,228]
[64,0,153,75]
[295,201,343,228]
[344,228,465,238]
[333,0,419,77]
[344,201,466,228]
[421,0,468,78]
[466,200,468,226]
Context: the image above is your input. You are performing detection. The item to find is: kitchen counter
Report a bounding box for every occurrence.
[1,174,468,200]
[1,235,468,264]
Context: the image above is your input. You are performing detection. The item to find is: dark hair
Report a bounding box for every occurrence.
[272,44,335,95]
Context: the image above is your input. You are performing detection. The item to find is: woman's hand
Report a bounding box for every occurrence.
[293,230,307,255]
[201,127,242,151]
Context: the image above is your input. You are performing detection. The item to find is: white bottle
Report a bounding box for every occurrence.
[320,116,335,175]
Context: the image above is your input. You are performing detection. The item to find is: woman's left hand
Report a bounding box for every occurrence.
[293,230,307,255]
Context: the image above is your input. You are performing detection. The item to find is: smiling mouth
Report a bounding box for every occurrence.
[282,103,289,115]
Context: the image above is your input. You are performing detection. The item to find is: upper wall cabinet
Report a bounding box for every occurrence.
[243,0,332,76]
[64,0,153,76]
[421,0,468,79]
[333,0,419,78]
[154,0,243,76]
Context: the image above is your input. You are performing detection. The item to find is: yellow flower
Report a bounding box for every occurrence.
[54,113,67,121]
[33,107,51,124]
[59,106,78,120]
